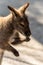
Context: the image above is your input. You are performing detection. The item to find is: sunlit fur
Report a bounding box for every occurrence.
[0,3,31,56]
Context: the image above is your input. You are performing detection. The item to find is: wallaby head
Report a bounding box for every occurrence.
[8,3,31,39]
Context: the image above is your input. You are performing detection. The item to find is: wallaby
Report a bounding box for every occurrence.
[0,3,31,56]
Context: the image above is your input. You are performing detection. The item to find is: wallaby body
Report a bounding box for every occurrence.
[0,14,13,43]
[0,13,19,56]
[0,3,31,56]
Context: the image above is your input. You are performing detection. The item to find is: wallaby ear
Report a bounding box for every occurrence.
[18,3,30,13]
[8,5,20,17]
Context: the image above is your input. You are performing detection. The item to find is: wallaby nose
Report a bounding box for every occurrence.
[25,30,31,36]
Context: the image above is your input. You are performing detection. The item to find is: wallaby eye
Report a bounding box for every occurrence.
[20,23,24,27]
[19,17,25,27]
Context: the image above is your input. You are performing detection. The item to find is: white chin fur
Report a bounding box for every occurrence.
[18,32,26,40]
[8,31,26,43]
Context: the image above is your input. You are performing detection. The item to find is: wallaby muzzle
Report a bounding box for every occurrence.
[25,30,31,37]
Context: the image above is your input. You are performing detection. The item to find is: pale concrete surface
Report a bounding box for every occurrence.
[1,37,43,65]
[0,0,43,65]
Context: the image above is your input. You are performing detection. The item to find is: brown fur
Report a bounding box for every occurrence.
[0,3,31,56]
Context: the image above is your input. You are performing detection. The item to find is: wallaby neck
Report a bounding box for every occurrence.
[4,13,13,23]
